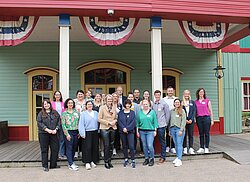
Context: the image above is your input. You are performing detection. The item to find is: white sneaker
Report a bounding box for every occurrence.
[72,163,79,168]
[170,148,176,154]
[91,162,97,168]
[69,163,79,171]
[74,152,78,159]
[86,163,91,170]
[189,148,195,155]
[113,148,117,156]
[204,148,209,153]
[197,148,205,153]
[172,157,178,164]
[174,159,182,167]
[78,152,82,158]
[166,147,170,153]
[183,147,188,154]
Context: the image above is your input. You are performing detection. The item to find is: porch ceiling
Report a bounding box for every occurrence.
[27,17,189,44]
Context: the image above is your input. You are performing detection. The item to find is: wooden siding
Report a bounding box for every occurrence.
[222,53,242,134]
[0,42,218,126]
[240,36,250,48]
[0,1,249,23]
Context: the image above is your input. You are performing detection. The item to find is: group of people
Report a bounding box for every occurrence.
[37,86,214,172]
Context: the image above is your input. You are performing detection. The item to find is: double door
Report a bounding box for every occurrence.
[85,84,127,95]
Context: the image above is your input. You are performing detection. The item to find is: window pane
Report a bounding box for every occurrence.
[163,76,176,89]
[117,70,126,84]
[85,71,95,84]
[32,76,43,90]
[43,75,53,90]
[106,69,116,83]
[108,87,116,94]
[43,94,50,101]
[36,94,43,107]
[243,83,248,95]
[244,97,248,110]
[95,69,105,84]
[248,83,250,95]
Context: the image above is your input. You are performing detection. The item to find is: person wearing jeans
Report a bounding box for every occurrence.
[169,98,186,167]
[51,90,66,159]
[194,88,214,154]
[118,99,136,168]
[152,90,170,164]
[182,90,196,155]
[137,100,158,167]
[61,98,80,171]
[98,94,117,169]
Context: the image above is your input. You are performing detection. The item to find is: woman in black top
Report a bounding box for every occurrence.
[37,99,60,172]
[118,99,136,168]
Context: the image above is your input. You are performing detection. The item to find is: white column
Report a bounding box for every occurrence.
[59,14,70,99]
[151,17,163,94]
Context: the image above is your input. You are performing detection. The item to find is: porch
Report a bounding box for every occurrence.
[1,134,250,167]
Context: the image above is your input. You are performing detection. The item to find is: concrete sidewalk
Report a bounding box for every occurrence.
[1,158,250,182]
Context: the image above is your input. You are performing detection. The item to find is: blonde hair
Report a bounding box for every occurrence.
[182,89,191,107]
[105,94,113,104]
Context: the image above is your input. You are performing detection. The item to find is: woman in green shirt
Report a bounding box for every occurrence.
[136,99,158,167]
[61,98,80,171]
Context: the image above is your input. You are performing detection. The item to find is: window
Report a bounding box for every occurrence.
[32,75,53,90]
[85,68,126,84]
[243,82,250,111]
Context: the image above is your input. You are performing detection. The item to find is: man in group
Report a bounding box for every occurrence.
[133,88,142,104]
[153,90,170,164]
[116,86,127,107]
[163,86,177,153]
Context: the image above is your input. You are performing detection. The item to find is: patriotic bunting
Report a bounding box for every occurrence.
[79,17,139,46]
[179,21,229,49]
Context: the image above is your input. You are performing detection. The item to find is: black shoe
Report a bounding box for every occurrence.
[50,165,60,169]
[104,163,110,169]
[43,167,49,172]
[148,158,154,166]
[143,159,149,166]
[108,161,114,168]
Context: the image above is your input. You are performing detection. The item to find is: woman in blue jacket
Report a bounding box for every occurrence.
[78,100,99,170]
[118,99,136,168]
[182,90,196,155]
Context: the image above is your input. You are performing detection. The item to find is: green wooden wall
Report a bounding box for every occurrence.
[223,52,250,133]
[240,36,250,48]
[0,42,218,126]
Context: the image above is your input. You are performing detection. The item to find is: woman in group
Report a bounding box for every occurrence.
[118,99,136,168]
[112,92,122,155]
[61,98,80,171]
[93,93,102,112]
[51,91,66,159]
[98,94,117,169]
[74,90,85,158]
[182,90,196,155]
[195,88,214,154]
[170,98,186,167]
[136,99,158,167]
[78,101,99,170]
[85,89,94,102]
[37,100,60,172]
[140,90,153,109]
[93,93,104,157]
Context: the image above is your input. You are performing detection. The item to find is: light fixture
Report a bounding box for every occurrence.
[213,65,225,79]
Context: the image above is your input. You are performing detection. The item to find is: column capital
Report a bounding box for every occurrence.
[59,14,70,27]
[150,16,162,29]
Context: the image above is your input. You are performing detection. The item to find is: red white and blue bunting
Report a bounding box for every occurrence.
[0,16,38,46]
[179,21,229,49]
[79,17,139,46]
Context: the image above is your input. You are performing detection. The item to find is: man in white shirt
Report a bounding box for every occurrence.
[163,86,177,154]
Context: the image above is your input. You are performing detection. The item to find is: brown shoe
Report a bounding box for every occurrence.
[158,158,165,164]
